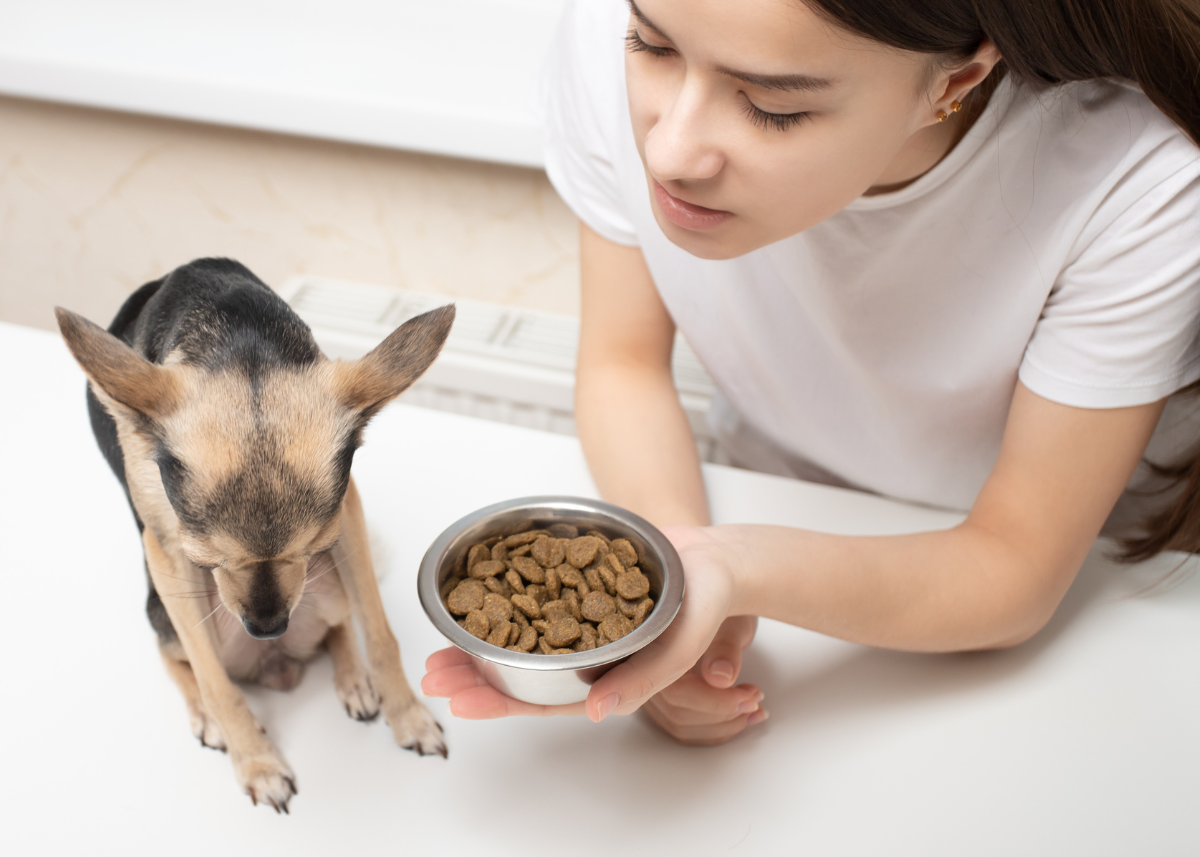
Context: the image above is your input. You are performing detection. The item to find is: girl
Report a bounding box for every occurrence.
[423,0,1200,744]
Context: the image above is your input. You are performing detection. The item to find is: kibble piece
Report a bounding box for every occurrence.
[544,616,582,647]
[633,597,654,627]
[563,589,583,622]
[464,610,491,640]
[483,536,502,548]
[610,538,638,568]
[526,584,548,606]
[513,609,530,630]
[486,620,514,648]
[491,542,509,562]
[566,536,601,569]
[541,599,571,622]
[538,636,555,655]
[545,566,561,600]
[599,612,634,642]
[581,591,617,623]
[616,596,639,619]
[532,535,566,568]
[504,531,542,548]
[509,543,533,557]
[467,543,491,572]
[447,579,486,615]
[531,619,551,634]
[505,569,526,594]
[515,626,538,652]
[552,647,574,654]
[511,594,542,620]
[507,623,522,647]
[598,562,618,595]
[604,552,626,575]
[574,632,596,652]
[558,566,583,589]
[549,523,579,539]
[584,567,605,594]
[586,530,612,546]
[483,576,510,596]
[482,592,514,625]
[512,556,547,584]
[580,623,598,648]
[616,570,651,600]
[469,559,507,580]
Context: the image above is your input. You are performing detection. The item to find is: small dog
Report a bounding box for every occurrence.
[55,258,453,812]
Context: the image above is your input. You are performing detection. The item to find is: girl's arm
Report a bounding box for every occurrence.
[573,222,709,528]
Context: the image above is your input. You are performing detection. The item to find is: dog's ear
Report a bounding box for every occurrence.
[55,307,180,418]
[330,304,455,415]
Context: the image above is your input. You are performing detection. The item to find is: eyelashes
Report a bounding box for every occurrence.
[739,96,811,132]
[625,25,672,57]
[625,26,811,133]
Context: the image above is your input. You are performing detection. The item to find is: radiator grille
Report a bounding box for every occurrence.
[280,276,718,459]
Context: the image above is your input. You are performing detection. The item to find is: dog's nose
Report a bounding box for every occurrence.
[243,616,289,639]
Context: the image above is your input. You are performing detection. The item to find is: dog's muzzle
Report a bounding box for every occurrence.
[243,616,289,640]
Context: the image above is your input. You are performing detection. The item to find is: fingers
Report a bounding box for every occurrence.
[698,616,759,689]
[652,673,762,725]
[421,647,585,720]
[641,699,767,746]
[426,647,473,672]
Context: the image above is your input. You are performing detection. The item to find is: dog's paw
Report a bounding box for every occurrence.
[335,672,380,722]
[187,701,227,752]
[235,751,298,814]
[385,701,447,759]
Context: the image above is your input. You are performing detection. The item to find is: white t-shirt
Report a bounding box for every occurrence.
[540,0,1200,512]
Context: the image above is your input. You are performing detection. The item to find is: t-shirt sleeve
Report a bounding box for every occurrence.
[536,0,640,246]
[1019,152,1200,408]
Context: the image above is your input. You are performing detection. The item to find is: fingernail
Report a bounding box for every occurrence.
[709,659,735,682]
[736,700,759,714]
[594,692,620,722]
[747,707,769,726]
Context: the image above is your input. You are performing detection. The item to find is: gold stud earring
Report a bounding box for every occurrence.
[951,100,963,113]
[937,111,948,122]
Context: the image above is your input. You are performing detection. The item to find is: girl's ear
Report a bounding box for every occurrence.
[328,304,456,416]
[55,307,180,418]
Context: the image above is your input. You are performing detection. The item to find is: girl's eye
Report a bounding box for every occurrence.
[625,26,674,57]
[740,95,810,132]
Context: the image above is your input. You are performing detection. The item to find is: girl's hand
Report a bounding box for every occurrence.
[420,526,768,743]
[638,614,765,745]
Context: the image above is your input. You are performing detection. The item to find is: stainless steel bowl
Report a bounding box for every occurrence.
[418,496,685,705]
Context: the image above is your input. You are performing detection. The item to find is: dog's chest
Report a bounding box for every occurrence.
[210,559,350,682]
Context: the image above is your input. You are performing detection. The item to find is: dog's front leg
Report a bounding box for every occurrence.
[333,478,447,757]
[143,528,298,811]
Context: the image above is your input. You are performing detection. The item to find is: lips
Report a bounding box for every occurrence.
[652,180,733,231]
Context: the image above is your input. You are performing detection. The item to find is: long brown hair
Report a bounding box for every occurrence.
[803,0,1200,558]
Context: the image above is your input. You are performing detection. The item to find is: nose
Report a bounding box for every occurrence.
[643,77,724,183]
[243,615,289,640]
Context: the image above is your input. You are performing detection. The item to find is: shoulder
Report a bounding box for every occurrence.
[539,0,643,245]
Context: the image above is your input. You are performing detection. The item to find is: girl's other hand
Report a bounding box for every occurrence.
[639,614,765,745]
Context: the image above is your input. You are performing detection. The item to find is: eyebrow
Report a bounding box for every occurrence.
[626,0,835,94]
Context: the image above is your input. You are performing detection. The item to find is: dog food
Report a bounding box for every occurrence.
[443,527,656,654]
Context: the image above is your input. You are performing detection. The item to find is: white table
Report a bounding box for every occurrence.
[2,319,1197,855]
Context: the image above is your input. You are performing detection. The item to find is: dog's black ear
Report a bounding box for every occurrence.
[330,304,455,415]
[55,307,180,417]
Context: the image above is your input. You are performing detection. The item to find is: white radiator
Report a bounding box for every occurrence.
[279,276,719,460]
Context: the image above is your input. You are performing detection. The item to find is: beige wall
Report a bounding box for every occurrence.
[0,94,580,333]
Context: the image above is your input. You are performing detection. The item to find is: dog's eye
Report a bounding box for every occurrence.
[194,563,216,573]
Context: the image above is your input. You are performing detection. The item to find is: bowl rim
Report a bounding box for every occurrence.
[417,495,685,672]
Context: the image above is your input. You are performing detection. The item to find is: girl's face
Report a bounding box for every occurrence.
[625,0,985,259]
